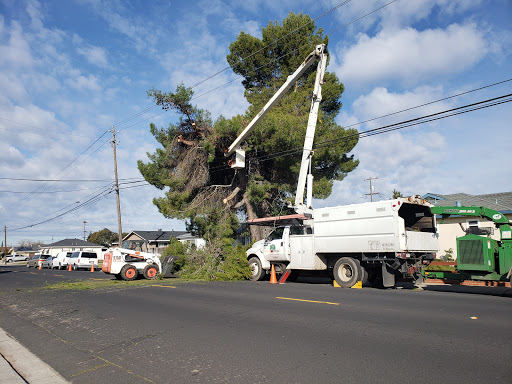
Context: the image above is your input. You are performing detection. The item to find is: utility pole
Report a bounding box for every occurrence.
[83,221,87,241]
[3,226,6,265]
[111,126,123,247]
[365,176,379,202]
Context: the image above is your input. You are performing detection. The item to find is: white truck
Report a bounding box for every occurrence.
[225,44,439,287]
[102,248,161,281]
[246,196,438,287]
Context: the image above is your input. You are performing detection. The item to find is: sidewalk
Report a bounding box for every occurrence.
[0,327,68,384]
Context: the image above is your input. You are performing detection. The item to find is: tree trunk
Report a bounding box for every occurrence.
[243,193,264,241]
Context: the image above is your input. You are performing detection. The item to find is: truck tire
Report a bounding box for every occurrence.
[333,257,362,288]
[143,265,159,280]
[248,257,266,281]
[120,264,138,281]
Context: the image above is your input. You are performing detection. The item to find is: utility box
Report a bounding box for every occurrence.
[230,149,245,169]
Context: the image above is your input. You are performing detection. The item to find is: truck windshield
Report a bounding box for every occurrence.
[399,203,435,233]
[267,227,284,241]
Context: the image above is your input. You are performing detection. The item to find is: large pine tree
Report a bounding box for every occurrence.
[139,12,359,240]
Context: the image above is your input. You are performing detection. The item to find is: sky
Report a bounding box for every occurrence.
[1,0,511,246]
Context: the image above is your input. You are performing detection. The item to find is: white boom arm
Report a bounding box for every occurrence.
[294,47,327,213]
[225,44,326,159]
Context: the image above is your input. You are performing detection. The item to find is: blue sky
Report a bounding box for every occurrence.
[1,0,511,245]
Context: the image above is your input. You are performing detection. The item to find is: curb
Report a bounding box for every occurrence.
[0,327,69,384]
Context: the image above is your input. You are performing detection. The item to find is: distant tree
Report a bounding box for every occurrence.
[87,228,126,247]
[392,189,403,199]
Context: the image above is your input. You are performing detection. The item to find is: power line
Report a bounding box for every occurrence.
[207,92,512,174]
[8,185,114,231]
[111,0,364,132]
[189,0,354,90]
[0,177,145,182]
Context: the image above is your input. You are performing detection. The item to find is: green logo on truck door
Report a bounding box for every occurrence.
[270,244,276,252]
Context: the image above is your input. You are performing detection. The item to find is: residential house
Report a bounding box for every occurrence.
[174,232,206,249]
[13,246,40,258]
[122,230,203,255]
[40,239,104,258]
[423,192,512,259]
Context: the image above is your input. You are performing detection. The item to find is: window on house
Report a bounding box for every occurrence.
[467,220,479,228]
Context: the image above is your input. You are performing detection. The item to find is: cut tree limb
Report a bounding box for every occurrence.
[223,187,240,204]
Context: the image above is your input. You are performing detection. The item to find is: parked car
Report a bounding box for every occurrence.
[6,254,29,262]
[26,254,40,268]
[51,251,73,269]
[69,251,99,270]
[26,253,50,268]
[41,256,54,269]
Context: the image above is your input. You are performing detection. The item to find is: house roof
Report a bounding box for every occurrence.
[423,192,512,213]
[14,246,40,252]
[124,230,189,242]
[44,238,103,248]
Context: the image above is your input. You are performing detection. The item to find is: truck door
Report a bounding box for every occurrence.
[263,227,289,261]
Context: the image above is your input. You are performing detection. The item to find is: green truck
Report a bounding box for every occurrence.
[429,205,512,284]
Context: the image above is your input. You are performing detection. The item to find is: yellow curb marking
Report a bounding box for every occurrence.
[151,285,176,288]
[276,297,339,306]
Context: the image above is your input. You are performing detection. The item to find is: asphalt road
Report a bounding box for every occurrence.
[0,264,511,384]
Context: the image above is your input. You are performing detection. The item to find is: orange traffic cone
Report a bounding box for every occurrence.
[270,264,277,284]
[90,264,95,272]
[38,264,42,270]
[68,263,72,271]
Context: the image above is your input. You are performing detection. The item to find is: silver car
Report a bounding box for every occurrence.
[41,256,54,269]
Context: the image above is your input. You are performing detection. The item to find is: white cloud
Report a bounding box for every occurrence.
[0,21,34,69]
[76,43,109,68]
[336,23,488,86]
[66,74,101,92]
[350,86,450,129]
[330,0,482,34]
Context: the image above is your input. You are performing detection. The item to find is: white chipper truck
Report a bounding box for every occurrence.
[102,248,161,280]
[225,44,439,287]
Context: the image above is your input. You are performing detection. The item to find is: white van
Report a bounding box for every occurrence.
[51,251,73,269]
[70,251,99,270]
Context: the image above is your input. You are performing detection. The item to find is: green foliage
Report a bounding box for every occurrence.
[443,248,454,261]
[424,264,456,272]
[161,237,187,271]
[87,228,126,247]
[140,12,359,242]
[177,237,251,281]
[392,189,403,199]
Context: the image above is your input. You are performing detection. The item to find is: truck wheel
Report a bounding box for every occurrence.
[333,257,362,288]
[120,264,138,281]
[143,265,159,280]
[248,257,266,281]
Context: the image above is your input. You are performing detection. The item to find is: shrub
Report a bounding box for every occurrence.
[177,237,251,281]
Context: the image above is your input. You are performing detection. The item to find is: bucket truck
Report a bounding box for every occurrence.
[226,44,439,288]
